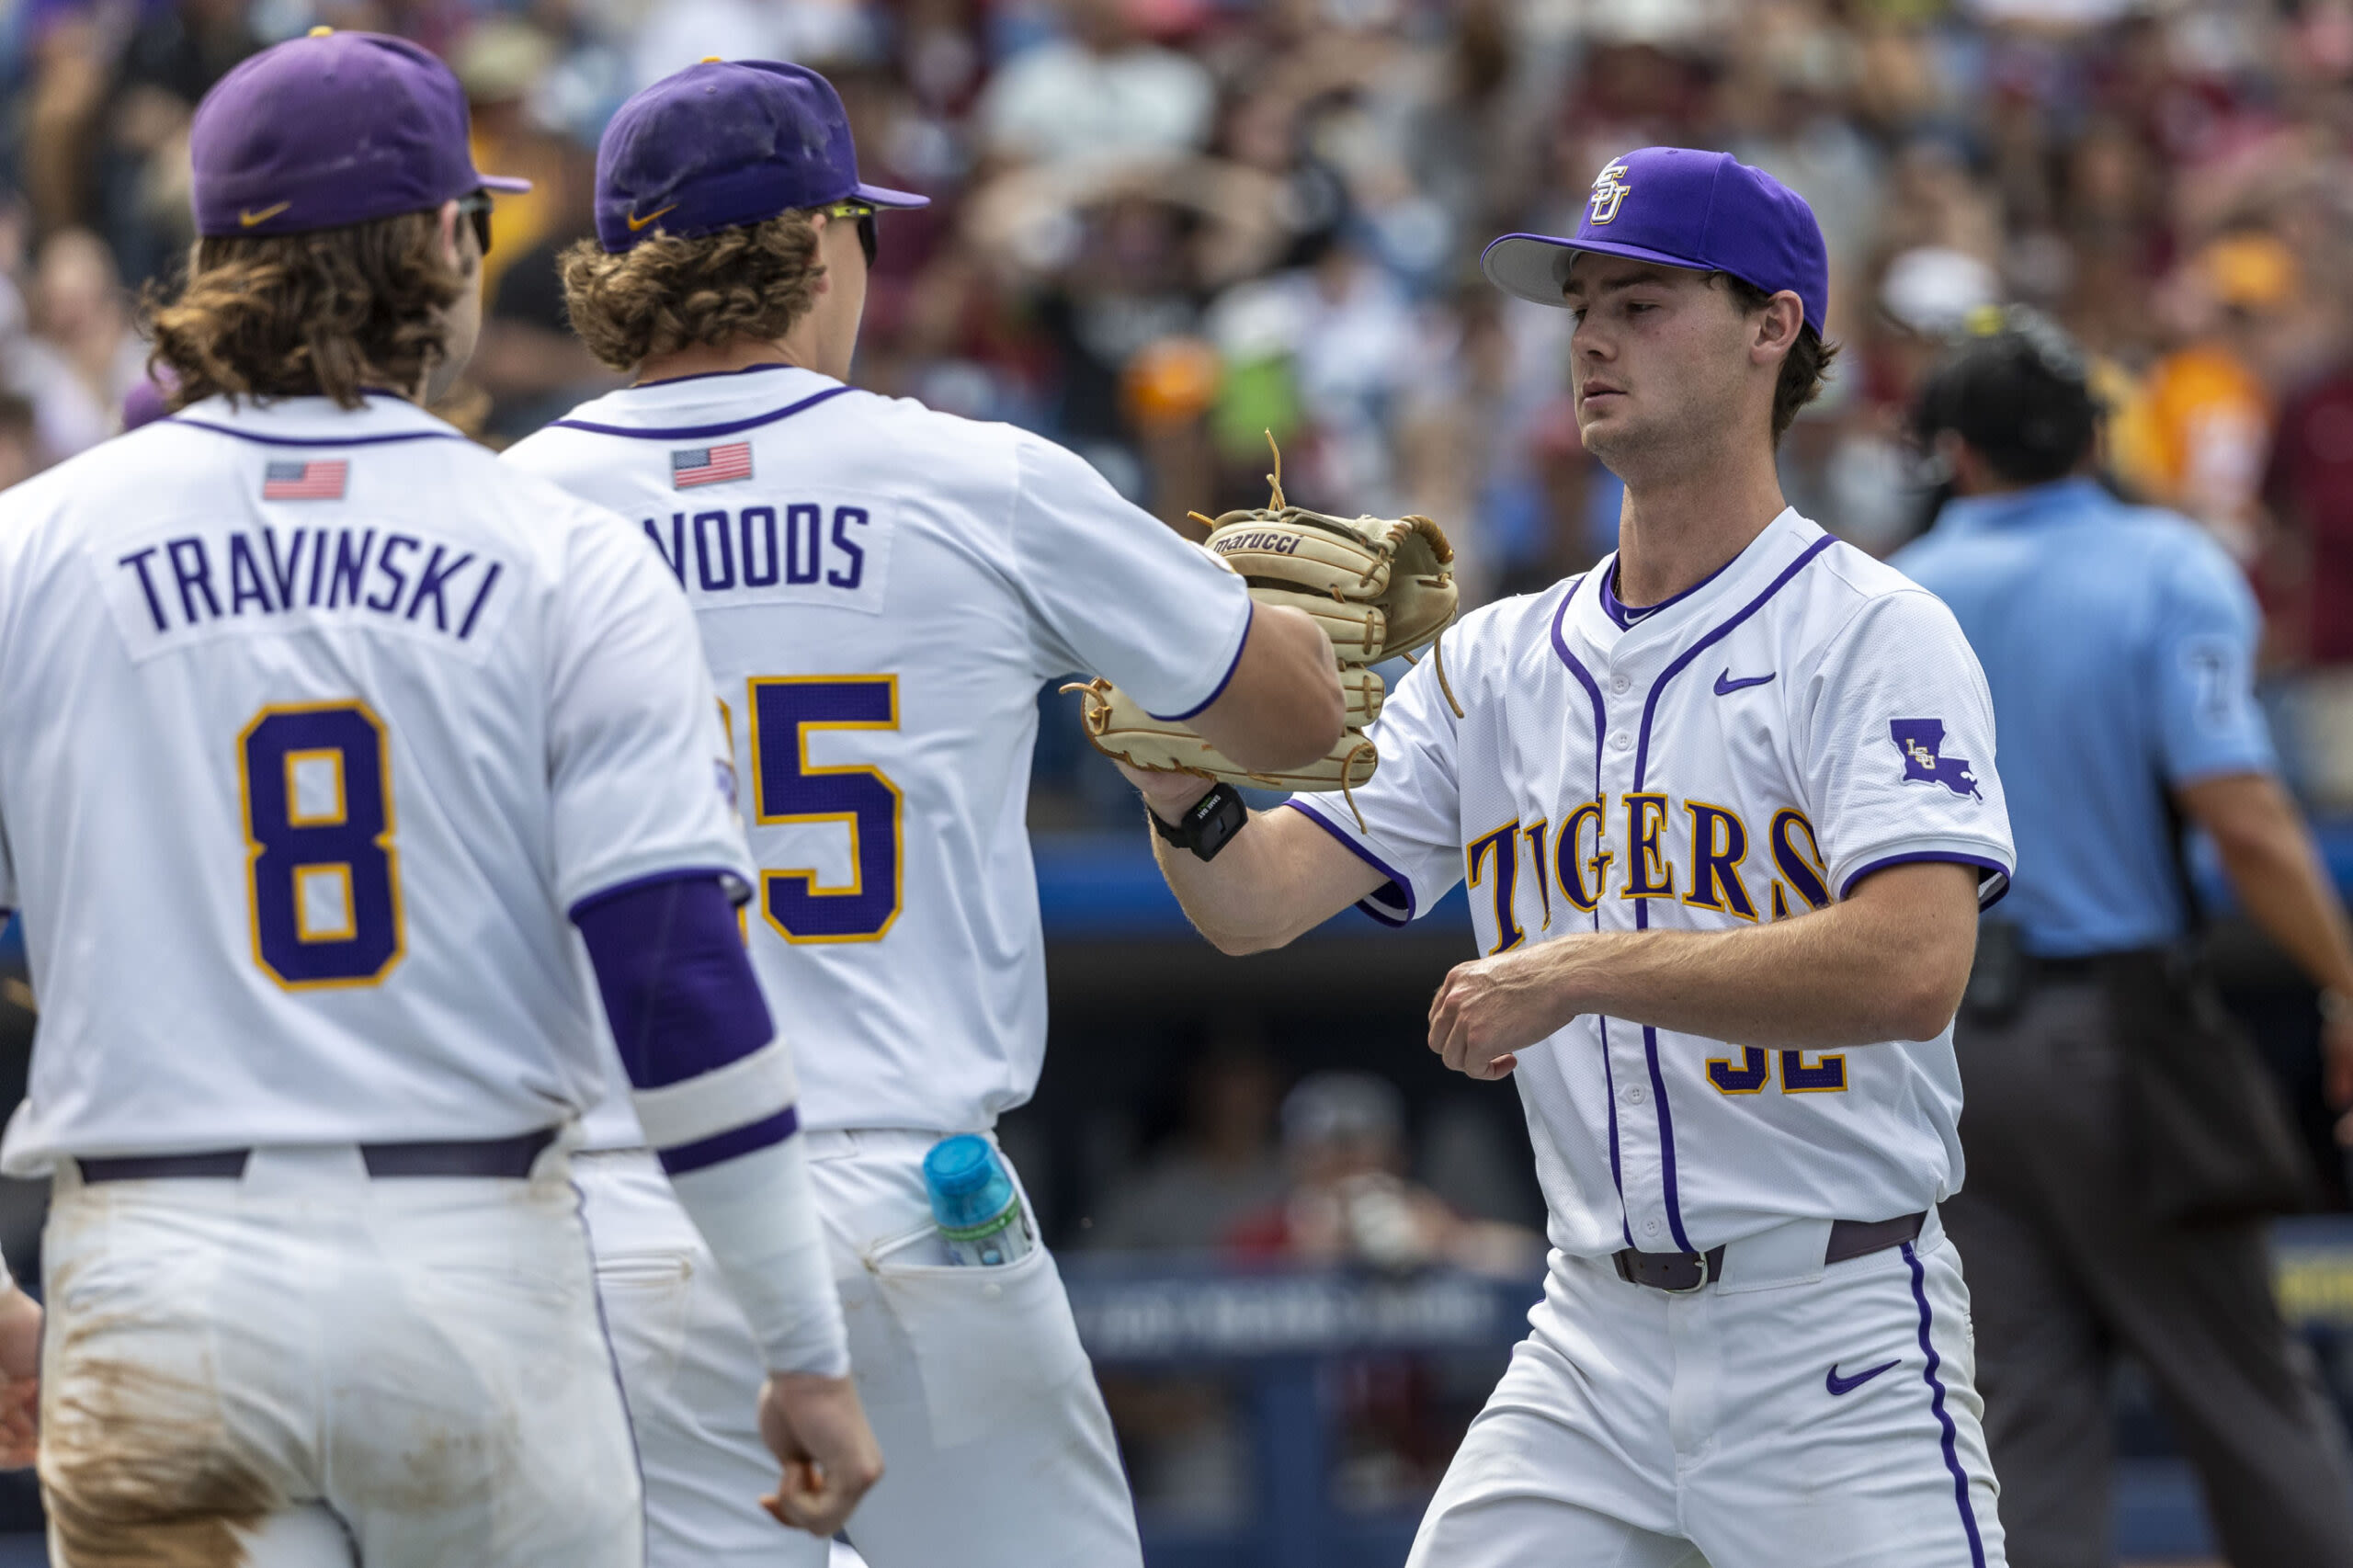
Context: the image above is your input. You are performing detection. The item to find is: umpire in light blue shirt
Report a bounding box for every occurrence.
[1895,309,2353,1568]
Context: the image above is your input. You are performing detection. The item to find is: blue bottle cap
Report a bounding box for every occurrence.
[924,1135,1015,1231]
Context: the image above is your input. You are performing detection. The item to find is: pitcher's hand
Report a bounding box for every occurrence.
[757,1370,882,1539]
[1429,942,1587,1080]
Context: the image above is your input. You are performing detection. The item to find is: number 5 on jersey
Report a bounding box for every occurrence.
[748,676,903,943]
[239,701,404,987]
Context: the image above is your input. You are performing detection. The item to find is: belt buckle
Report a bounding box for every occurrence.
[1616,1248,1712,1293]
[1661,1252,1711,1294]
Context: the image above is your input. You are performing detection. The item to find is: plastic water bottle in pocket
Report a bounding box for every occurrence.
[922,1135,1035,1267]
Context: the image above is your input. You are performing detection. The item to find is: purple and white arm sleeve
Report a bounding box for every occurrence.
[573,873,847,1377]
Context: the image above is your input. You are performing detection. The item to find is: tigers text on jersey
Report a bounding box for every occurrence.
[0,394,752,1171]
[503,366,1253,1139]
[1290,509,2015,1259]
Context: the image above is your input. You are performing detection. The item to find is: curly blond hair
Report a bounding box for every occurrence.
[144,210,464,411]
[558,212,825,371]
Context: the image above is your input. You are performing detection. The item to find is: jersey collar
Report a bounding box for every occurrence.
[1566,506,1821,656]
[165,392,467,447]
[559,364,841,431]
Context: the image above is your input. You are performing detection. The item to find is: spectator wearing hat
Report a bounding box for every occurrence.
[1893,310,2353,1568]
[1224,1071,1539,1278]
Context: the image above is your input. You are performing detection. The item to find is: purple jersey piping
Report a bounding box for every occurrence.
[574,1176,651,1565]
[1149,601,1255,722]
[1280,799,1414,925]
[165,419,468,449]
[550,385,852,441]
[1630,533,1839,788]
[1598,550,1737,631]
[1839,850,2013,909]
[1547,574,1632,1245]
[1905,1240,1990,1568]
[1629,530,1838,1254]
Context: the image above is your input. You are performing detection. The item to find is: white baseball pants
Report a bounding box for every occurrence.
[577,1131,1140,1568]
[39,1142,642,1568]
[1410,1210,2007,1568]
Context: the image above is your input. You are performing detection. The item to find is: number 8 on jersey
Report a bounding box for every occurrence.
[238,700,404,987]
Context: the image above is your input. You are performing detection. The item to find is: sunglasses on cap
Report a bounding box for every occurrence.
[454,190,494,257]
[816,199,879,268]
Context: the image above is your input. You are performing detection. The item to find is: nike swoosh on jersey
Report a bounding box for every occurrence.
[239,201,292,227]
[1825,1358,1900,1396]
[625,204,678,233]
[1713,669,1776,696]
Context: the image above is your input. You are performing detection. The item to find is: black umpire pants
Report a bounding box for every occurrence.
[1943,978,2353,1568]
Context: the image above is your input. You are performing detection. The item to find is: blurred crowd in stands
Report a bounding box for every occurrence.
[0,0,2336,558]
[12,0,2353,812]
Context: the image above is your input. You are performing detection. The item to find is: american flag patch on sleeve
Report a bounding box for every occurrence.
[262,460,347,501]
[672,442,753,488]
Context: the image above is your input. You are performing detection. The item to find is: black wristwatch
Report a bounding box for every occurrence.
[1151,781,1249,862]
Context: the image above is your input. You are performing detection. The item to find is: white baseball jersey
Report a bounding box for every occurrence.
[1291,507,2015,1258]
[0,393,752,1171]
[504,365,1252,1139]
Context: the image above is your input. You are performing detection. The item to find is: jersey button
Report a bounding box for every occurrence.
[1611,733,1633,753]
[1611,676,1631,694]
[1643,1219,1662,1236]
[1623,1085,1645,1105]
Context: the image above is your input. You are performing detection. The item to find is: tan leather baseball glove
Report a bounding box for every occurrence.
[1065,444,1460,825]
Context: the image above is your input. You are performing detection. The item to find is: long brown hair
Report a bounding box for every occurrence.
[558,211,824,371]
[143,210,464,411]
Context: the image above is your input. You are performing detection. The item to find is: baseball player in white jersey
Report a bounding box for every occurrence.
[1126,148,2018,1567]
[0,33,881,1564]
[501,60,1346,1568]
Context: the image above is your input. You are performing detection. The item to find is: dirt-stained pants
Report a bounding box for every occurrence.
[39,1142,642,1568]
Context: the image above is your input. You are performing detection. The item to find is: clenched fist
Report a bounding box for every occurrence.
[1427,942,1587,1080]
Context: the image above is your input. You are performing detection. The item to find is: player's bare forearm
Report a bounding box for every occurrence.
[1187,604,1347,775]
[1125,767,1383,952]
[2182,772,2353,996]
[1428,861,1981,1079]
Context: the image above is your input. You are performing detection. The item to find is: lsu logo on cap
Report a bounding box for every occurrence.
[1588,160,1631,225]
[1890,718,1980,801]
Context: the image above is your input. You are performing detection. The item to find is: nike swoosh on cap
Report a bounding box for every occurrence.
[1714,670,1776,696]
[626,204,678,233]
[1825,1358,1900,1396]
[239,201,292,227]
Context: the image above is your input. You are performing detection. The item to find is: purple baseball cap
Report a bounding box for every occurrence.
[191,29,528,241]
[1482,148,1828,337]
[594,60,928,255]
